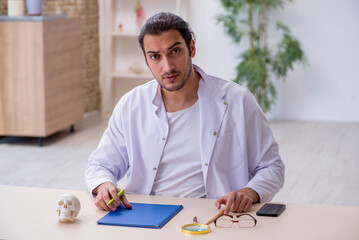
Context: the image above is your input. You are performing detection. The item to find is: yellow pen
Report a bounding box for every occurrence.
[107,189,125,206]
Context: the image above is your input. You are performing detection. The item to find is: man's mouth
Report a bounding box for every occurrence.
[163,73,179,81]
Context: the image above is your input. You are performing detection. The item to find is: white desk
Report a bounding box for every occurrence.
[1,185,358,240]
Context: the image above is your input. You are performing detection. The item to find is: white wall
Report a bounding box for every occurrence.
[188,0,359,122]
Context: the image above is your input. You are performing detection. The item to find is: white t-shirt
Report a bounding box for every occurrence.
[150,100,206,198]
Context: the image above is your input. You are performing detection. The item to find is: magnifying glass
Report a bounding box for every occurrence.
[181,209,224,235]
[181,217,211,235]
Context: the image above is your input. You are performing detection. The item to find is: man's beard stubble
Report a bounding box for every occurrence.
[157,59,193,92]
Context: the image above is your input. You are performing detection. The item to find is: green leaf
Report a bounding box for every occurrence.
[272,21,306,79]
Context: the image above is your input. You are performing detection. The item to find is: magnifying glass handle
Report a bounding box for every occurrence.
[205,209,225,225]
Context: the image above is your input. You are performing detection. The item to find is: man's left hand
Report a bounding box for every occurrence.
[214,188,259,214]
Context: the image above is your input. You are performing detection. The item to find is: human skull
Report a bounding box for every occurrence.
[57,194,81,223]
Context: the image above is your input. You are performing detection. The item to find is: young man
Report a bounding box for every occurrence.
[85,12,284,214]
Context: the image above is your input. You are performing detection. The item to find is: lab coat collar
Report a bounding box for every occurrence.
[193,65,225,100]
[152,83,162,108]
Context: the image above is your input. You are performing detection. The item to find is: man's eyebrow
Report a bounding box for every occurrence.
[167,42,181,50]
[146,42,182,55]
[146,50,159,54]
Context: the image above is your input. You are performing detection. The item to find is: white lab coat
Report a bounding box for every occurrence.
[85,65,284,202]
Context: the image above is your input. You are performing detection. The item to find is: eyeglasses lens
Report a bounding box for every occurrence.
[237,215,255,228]
[216,219,233,228]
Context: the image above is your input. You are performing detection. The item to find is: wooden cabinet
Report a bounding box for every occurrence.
[0,16,84,138]
[99,0,188,117]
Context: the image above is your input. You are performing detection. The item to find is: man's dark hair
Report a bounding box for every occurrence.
[138,12,195,55]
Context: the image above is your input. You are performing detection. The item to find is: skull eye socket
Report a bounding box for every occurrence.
[67,200,73,205]
[59,200,64,205]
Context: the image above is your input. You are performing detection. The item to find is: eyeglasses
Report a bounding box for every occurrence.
[214,213,257,228]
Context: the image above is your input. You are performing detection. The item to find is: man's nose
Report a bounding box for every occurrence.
[162,57,175,73]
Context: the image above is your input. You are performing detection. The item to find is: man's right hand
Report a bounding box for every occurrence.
[92,182,132,211]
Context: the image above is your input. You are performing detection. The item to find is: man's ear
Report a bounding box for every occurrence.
[190,39,196,58]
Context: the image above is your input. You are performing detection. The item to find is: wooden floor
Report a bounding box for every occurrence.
[270,120,359,206]
[0,112,358,206]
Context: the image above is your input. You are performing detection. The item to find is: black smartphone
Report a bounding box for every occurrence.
[256,203,286,217]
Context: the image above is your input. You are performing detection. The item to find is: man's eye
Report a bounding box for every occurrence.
[150,54,159,60]
[172,49,180,54]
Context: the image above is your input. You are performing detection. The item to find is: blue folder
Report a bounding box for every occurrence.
[97,202,183,229]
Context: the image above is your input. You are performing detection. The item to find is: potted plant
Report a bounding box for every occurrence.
[218,0,307,112]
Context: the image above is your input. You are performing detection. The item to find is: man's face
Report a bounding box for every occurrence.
[143,30,195,92]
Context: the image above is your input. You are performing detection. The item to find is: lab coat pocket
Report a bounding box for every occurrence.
[212,131,243,172]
